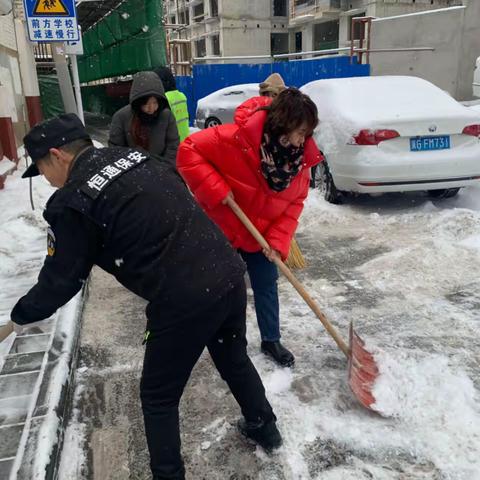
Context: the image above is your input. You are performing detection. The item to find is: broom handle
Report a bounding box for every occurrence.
[0,321,14,343]
[226,197,350,358]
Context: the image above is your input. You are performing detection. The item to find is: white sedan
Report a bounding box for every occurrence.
[301,76,480,203]
[195,83,259,129]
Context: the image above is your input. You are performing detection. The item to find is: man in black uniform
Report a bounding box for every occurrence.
[11,114,282,480]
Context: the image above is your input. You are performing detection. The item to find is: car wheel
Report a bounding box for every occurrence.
[427,188,460,199]
[318,162,342,204]
[205,117,222,128]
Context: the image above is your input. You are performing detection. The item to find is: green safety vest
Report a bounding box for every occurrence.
[165,90,190,142]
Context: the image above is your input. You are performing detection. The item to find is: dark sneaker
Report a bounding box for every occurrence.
[238,418,283,451]
[261,341,295,367]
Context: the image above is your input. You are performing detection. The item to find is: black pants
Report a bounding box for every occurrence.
[140,282,275,480]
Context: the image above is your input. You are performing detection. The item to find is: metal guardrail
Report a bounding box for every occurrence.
[192,46,435,63]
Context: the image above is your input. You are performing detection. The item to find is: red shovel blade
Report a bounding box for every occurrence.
[348,322,379,411]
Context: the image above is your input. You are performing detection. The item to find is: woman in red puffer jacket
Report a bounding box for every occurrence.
[177,88,323,367]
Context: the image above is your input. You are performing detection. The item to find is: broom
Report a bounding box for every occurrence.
[285,237,306,269]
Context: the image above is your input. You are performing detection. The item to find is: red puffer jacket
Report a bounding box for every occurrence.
[177,104,323,259]
[233,95,272,126]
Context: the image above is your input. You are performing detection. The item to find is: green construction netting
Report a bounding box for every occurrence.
[38,74,65,119]
[78,0,166,83]
[81,85,129,116]
[38,74,129,118]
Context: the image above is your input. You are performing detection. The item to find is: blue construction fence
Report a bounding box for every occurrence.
[176,56,370,126]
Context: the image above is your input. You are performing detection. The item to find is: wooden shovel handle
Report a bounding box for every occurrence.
[226,197,350,358]
[0,321,14,343]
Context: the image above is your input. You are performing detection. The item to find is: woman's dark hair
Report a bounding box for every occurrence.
[262,88,318,138]
[131,95,168,113]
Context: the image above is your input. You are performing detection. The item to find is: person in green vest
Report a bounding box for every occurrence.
[155,67,190,142]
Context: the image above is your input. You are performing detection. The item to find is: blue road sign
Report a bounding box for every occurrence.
[23,0,79,42]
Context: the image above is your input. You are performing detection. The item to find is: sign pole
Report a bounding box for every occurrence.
[51,42,78,114]
[70,53,84,124]
[23,0,81,119]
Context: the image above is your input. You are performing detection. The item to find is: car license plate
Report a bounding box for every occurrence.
[410,135,450,151]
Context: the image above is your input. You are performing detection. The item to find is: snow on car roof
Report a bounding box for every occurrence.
[198,83,259,104]
[301,76,478,127]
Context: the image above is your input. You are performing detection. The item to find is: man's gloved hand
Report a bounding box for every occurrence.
[12,319,50,336]
[0,320,50,343]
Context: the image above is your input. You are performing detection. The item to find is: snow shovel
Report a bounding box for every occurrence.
[226,197,379,411]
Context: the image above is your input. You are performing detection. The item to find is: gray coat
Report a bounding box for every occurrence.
[108,71,179,166]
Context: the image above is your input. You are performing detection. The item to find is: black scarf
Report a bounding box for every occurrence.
[260,133,304,192]
[137,109,160,125]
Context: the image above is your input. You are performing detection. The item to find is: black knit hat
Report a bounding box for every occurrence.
[22,113,90,178]
[154,66,177,92]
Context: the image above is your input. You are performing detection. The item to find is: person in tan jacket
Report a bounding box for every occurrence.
[259,73,286,98]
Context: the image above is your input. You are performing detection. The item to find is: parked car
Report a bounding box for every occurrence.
[301,76,480,203]
[195,84,259,129]
[474,56,480,98]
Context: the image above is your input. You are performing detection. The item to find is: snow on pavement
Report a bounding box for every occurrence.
[247,186,480,479]
[61,185,480,479]
[55,163,480,477]
[0,150,55,368]
[0,143,102,479]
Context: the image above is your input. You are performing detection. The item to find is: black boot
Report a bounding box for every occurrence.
[238,418,283,451]
[261,341,295,367]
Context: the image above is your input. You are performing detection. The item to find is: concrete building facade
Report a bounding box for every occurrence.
[289,0,462,54]
[164,0,463,69]
[368,2,480,100]
[165,0,289,66]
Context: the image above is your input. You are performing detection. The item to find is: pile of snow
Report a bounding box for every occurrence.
[253,185,480,479]
[372,350,480,478]
[0,152,54,368]
[0,156,16,176]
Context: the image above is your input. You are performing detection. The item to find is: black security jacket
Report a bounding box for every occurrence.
[11,147,246,325]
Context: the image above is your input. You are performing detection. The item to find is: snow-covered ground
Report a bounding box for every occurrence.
[3,130,480,479]
[0,150,55,367]
[61,183,480,480]
[0,144,99,480]
[254,186,480,480]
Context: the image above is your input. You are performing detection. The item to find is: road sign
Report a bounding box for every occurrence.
[65,27,83,55]
[23,0,79,42]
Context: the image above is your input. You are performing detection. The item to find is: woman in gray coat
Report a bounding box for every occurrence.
[109,71,180,167]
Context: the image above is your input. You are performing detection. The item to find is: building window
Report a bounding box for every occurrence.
[193,3,204,23]
[195,38,206,57]
[211,34,220,55]
[349,13,366,41]
[169,15,176,24]
[295,31,302,53]
[210,0,218,17]
[313,20,339,51]
[271,33,288,55]
[273,0,287,17]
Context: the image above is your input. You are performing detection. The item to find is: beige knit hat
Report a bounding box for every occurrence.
[259,73,286,97]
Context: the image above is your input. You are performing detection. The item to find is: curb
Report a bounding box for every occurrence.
[0,285,87,480]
